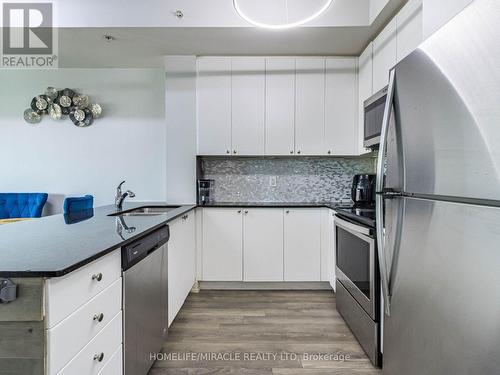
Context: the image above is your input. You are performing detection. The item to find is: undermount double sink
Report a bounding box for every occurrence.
[109,206,181,217]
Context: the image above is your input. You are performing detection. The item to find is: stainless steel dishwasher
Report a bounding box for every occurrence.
[122,225,169,375]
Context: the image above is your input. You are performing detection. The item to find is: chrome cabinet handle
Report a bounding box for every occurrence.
[237,210,242,214]
[285,210,290,214]
[93,313,104,322]
[226,150,230,154]
[233,150,237,154]
[290,150,294,154]
[91,273,103,282]
[297,150,301,154]
[376,68,396,317]
[182,214,188,220]
[244,210,248,214]
[327,150,331,155]
[93,353,104,362]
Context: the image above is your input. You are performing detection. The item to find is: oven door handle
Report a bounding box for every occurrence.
[376,68,396,317]
[334,216,372,237]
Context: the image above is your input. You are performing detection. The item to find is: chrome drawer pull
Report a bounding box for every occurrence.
[91,273,103,282]
[93,313,104,322]
[93,353,105,362]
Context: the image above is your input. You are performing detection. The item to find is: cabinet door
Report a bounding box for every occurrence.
[197,58,232,155]
[358,42,373,155]
[373,18,397,93]
[168,212,196,326]
[232,58,265,155]
[284,209,321,281]
[325,58,358,156]
[265,58,296,155]
[202,208,243,281]
[295,59,325,155]
[397,0,423,62]
[320,209,336,290]
[243,208,284,281]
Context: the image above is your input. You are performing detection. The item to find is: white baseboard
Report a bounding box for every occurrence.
[199,281,333,290]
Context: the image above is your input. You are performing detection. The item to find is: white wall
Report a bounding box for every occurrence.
[370,0,390,23]
[0,69,166,214]
[423,0,473,38]
[164,56,197,204]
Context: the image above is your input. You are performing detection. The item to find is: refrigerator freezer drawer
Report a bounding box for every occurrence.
[336,280,380,367]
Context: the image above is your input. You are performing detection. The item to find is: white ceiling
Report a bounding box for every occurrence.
[11,0,407,68]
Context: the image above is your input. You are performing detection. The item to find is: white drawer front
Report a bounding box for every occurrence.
[48,279,122,375]
[57,311,122,375]
[46,250,121,328]
[97,345,122,375]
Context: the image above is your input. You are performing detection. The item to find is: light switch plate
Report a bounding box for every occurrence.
[269,176,277,187]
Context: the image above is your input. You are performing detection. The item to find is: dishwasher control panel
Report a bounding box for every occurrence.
[122,225,170,270]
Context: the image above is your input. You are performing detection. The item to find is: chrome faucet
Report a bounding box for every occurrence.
[115,180,135,210]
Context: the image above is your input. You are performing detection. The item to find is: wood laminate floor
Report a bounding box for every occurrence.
[149,290,381,375]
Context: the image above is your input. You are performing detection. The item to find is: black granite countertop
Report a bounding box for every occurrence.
[200,201,345,209]
[0,203,196,278]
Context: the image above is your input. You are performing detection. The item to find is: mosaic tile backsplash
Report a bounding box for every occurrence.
[199,156,376,203]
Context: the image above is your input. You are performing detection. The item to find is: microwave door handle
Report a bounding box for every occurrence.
[376,68,396,317]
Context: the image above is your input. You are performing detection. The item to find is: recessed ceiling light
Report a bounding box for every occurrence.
[175,10,184,19]
[233,0,334,30]
[103,35,115,42]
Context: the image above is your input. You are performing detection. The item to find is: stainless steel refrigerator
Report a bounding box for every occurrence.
[376,0,500,374]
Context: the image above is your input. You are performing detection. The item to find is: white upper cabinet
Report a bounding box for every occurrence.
[197,57,232,155]
[397,0,423,63]
[295,59,326,156]
[284,209,321,281]
[265,58,296,156]
[373,17,397,93]
[325,58,358,156]
[243,209,284,282]
[231,58,265,155]
[358,42,373,154]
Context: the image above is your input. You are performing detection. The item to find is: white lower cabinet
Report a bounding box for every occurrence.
[321,209,336,290]
[56,312,122,375]
[168,211,196,326]
[201,207,327,283]
[284,209,321,281]
[47,279,122,374]
[243,209,284,281]
[202,208,243,281]
[97,345,123,375]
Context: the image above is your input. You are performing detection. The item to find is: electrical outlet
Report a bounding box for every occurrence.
[269,176,277,187]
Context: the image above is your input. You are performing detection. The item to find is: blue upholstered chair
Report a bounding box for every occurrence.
[0,193,48,219]
[63,195,94,214]
[63,195,94,224]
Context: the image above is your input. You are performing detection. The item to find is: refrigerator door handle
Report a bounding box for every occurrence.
[376,68,396,316]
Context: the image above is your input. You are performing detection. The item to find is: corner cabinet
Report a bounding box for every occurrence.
[196,57,362,157]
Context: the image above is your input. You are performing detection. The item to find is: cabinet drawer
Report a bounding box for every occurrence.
[47,279,122,375]
[97,345,122,375]
[46,250,121,328]
[57,311,122,375]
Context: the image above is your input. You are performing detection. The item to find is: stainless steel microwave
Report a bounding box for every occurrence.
[363,86,388,148]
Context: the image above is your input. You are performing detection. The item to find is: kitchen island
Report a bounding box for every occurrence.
[0,203,195,375]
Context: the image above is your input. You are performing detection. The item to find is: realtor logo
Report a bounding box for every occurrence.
[1,2,58,68]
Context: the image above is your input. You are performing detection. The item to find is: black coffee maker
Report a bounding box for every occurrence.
[351,174,376,206]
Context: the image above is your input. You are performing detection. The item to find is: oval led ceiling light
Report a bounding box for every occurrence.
[233,0,334,30]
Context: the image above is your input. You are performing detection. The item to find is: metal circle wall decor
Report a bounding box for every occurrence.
[23,87,102,127]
